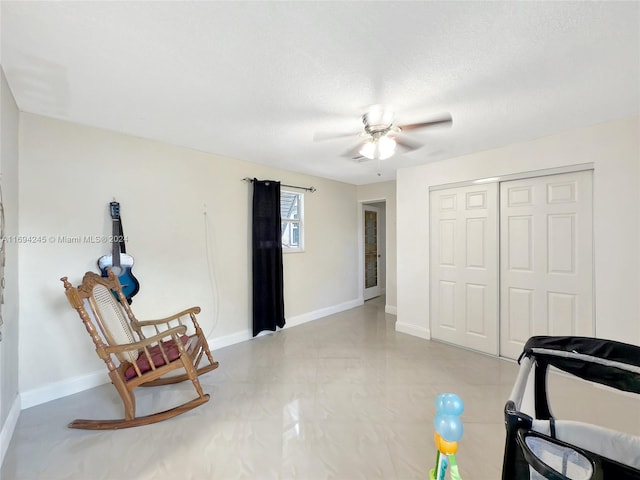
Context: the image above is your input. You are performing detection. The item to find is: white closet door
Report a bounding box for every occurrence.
[430,184,499,355]
[500,171,593,359]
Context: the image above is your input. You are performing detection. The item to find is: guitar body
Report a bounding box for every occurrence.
[98,201,140,303]
[98,253,140,300]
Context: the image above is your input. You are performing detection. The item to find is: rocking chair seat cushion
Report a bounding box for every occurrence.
[125,335,190,380]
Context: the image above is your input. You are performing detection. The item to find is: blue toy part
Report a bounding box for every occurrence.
[434,413,464,442]
[434,393,465,442]
[435,393,465,416]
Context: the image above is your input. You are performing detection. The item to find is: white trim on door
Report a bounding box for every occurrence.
[429,163,594,192]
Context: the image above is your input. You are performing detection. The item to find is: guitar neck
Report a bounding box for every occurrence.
[111,218,121,268]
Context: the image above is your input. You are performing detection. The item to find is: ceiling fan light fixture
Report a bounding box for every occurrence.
[365,105,394,127]
[378,136,396,159]
[359,140,376,160]
[359,136,396,160]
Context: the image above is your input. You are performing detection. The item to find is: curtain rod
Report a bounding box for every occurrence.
[242,177,316,193]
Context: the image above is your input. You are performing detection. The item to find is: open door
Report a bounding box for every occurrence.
[363,204,382,300]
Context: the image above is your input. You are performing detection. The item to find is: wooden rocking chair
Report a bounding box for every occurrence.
[60,269,219,430]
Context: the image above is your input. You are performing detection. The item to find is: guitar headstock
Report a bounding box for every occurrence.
[109,201,121,220]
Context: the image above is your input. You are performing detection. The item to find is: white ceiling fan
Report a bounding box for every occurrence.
[314,105,453,162]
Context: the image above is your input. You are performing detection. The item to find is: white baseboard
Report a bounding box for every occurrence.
[19,298,363,409]
[286,298,363,328]
[208,329,253,350]
[395,321,430,340]
[210,298,363,347]
[385,305,397,315]
[20,370,108,410]
[1,395,21,468]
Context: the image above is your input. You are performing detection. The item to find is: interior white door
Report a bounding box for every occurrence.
[430,183,499,355]
[363,205,381,300]
[500,170,593,359]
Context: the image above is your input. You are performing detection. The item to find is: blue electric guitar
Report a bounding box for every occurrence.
[98,201,140,302]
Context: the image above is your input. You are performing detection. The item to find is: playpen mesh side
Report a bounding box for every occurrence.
[532,419,640,471]
[523,434,594,480]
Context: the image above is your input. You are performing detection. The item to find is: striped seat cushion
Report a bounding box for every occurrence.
[125,335,190,380]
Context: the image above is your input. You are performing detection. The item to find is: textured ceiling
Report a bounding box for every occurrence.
[2,1,639,185]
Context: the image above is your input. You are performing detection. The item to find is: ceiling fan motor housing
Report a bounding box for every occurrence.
[362,112,398,138]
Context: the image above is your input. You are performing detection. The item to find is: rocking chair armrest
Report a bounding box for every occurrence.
[133,307,202,327]
[103,325,188,355]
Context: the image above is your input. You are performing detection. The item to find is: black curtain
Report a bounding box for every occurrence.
[252,179,285,336]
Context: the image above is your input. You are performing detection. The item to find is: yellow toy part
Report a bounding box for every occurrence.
[434,432,458,455]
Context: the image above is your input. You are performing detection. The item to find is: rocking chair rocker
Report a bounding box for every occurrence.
[60,269,219,430]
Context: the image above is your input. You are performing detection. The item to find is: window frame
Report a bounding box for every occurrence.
[281,189,304,253]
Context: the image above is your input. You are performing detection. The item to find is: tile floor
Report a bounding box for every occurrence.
[2,297,639,479]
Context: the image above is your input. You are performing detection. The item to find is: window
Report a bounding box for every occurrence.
[281,190,303,252]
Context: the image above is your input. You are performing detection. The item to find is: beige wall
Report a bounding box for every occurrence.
[0,67,20,463]
[18,113,361,406]
[397,118,640,346]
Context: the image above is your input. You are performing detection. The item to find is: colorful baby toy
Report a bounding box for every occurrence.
[430,393,464,480]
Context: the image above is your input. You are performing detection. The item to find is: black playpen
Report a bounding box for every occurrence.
[502,336,640,479]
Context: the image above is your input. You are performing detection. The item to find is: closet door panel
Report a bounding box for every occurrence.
[499,171,593,359]
[430,184,499,355]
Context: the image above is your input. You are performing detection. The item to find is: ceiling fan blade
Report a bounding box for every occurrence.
[341,144,367,160]
[342,144,373,162]
[394,136,423,152]
[398,115,452,132]
[313,130,362,142]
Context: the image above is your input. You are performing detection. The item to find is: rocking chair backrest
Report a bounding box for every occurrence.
[64,270,142,365]
[89,283,138,364]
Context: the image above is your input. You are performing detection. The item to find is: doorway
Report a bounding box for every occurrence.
[429,169,593,359]
[362,202,386,301]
